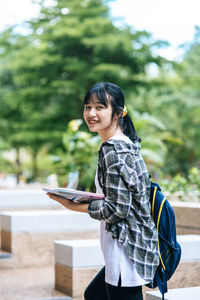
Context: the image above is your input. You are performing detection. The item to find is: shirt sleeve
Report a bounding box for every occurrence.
[88,151,137,223]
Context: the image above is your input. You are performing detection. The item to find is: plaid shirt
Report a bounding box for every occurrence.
[88,139,159,282]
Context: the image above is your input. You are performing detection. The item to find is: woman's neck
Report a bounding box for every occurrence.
[98,127,123,142]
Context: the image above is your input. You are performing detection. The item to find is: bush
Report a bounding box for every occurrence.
[160,167,200,202]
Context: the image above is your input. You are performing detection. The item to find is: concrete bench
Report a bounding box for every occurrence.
[171,201,200,234]
[146,286,200,300]
[0,190,63,246]
[54,239,104,299]
[0,189,63,211]
[0,210,99,268]
[54,235,200,299]
[178,234,200,261]
[164,235,200,291]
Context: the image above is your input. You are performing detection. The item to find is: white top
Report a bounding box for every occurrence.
[95,133,148,287]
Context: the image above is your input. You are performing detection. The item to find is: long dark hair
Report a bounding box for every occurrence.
[83,82,141,143]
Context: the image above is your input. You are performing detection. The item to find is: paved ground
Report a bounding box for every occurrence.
[1,254,200,300]
[0,264,70,300]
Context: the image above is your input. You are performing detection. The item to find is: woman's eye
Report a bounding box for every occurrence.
[97,106,104,109]
[84,106,90,110]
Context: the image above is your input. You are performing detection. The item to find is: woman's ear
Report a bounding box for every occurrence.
[113,109,123,120]
[114,113,120,120]
[117,110,123,119]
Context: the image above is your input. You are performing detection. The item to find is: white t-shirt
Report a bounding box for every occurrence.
[95,133,149,287]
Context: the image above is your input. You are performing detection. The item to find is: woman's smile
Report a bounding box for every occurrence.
[88,119,99,125]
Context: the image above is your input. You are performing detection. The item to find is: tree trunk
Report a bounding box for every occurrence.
[32,150,38,181]
[15,148,21,184]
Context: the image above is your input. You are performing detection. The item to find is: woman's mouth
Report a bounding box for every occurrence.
[88,120,99,125]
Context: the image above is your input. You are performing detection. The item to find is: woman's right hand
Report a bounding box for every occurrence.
[46,192,89,213]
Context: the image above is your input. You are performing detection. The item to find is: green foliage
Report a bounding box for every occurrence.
[128,108,167,170]
[188,167,200,187]
[160,167,200,202]
[128,81,199,178]
[126,89,184,176]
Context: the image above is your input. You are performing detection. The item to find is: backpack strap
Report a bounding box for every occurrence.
[156,195,167,271]
[152,186,157,218]
[152,186,167,271]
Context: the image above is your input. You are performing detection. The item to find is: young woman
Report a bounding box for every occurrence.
[47,82,159,300]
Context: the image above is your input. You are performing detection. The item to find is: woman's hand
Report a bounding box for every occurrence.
[46,192,89,213]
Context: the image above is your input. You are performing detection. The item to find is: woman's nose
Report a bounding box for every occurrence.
[88,107,96,116]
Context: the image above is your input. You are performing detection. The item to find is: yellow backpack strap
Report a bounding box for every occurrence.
[152,186,157,218]
[157,197,167,270]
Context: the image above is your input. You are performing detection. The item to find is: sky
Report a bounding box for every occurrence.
[0,0,200,60]
[110,0,200,59]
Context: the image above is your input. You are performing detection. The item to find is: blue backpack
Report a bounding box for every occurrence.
[146,181,182,300]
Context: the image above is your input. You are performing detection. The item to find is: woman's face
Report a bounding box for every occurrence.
[83,94,119,137]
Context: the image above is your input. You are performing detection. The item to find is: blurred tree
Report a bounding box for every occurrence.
[0,29,61,180]
[0,0,168,181]
[125,27,200,179]
[127,89,182,177]
[17,0,166,119]
[167,27,200,175]
[0,29,28,181]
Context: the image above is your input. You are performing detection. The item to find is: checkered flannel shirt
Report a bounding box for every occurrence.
[88,139,159,282]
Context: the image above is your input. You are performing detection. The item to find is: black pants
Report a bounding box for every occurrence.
[84,267,143,300]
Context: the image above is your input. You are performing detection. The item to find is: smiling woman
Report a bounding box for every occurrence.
[47,82,160,300]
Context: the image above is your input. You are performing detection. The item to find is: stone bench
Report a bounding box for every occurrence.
[54,239,104,299]
[171,201,200,234]
[163,235,200,291]
[0,210,99,268]
[146,286,200,300]
[0,190,63,246]
[0,189,63,211]
[54,235,200,300]
[178,234,200,261]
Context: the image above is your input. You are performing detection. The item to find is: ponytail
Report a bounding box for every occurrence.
[121,113,141,143]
